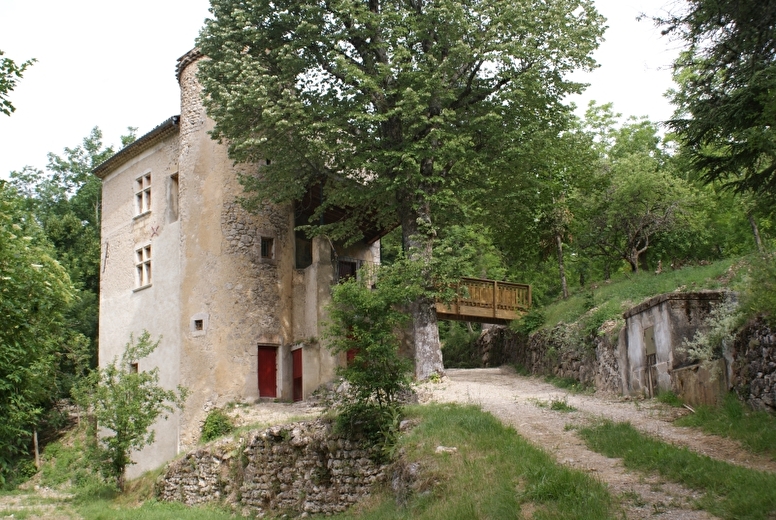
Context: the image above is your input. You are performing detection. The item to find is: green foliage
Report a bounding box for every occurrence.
[675,393,776,460]
[681,295,741,363]
[579,420,776,519]
[0,49,34,116]
[511,308,546,335]
[200,409,235,443]
[72,332,188,490]
[439,321,480,369]
[544,375,594,394]
[740,253,776,326]
[656,390,684,408]
[325,276,412,444]
[354,404,615,519]
[540,257,742,333]
[660,0,776,199]
[0,183,88,482]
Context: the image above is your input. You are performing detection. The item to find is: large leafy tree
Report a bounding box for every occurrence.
[10,127,136,362]
[0,183,87,480]
[0,50,34,116]
[198,0,604,378]
[660,0,776,199]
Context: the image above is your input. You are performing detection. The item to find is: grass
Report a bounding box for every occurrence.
[656,390,684,407]
[540,257,742,333]
[341,404,616,520]
[530,397,577,412]
[77,499,237,519]
[578,420,776,519]
[674,393,776,460]
[544,375,594,394]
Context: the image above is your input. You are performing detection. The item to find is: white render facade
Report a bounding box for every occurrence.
[95,51,380,477]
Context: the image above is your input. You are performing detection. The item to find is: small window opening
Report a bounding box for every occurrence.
[260,237,274,259]
[135,245,152,287]
[194,319,204,331]
[168,173,179,222]
[129,363,139,374]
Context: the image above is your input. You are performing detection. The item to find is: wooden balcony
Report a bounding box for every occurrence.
[435,277,531,325]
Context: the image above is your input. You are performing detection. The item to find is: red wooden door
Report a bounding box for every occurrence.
[292,349,303,402]
[257,346,277,398]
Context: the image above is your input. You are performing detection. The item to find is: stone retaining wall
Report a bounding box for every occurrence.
[475,324,622,393]
[732,317,776,412]
[157,419,388,517]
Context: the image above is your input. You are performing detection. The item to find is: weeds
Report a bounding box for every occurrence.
[579,420,776,519]
[545,375,594,394]
[656,391,683,407]
[347,404,616,519]
[675,393,776,460]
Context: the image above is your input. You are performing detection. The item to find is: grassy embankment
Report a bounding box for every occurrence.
[4,404,618,519]
[579,420,776,520]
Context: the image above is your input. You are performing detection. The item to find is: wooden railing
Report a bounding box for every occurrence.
[435,277,531,324]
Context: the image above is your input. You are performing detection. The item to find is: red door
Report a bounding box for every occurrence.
[258,346,277,398]
[292,348,303,402]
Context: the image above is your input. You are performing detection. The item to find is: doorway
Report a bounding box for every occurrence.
[292,348,303,402]
[257,346,277,398]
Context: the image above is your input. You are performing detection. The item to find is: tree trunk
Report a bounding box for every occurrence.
[748,211,764,253]
[400,186,444,381]
[555,232,568,299]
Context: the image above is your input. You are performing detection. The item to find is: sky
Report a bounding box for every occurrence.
[0,0,682,179]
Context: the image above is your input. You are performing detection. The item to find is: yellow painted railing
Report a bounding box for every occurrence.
[435,277,531,324]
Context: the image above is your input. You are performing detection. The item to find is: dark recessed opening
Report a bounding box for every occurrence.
[130,363,139,374]
[261,237,274,259]
[194,319,204,331]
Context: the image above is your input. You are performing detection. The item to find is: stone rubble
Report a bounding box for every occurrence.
[156,419,389,518]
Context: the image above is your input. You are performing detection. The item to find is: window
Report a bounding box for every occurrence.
[129,363,139,374]
[135,172,151,215]
[260,237,274,259]
[135,245,152,288]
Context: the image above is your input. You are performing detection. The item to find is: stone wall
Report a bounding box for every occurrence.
[473,323,622,393]
[157,419,388,518]
[732,317,776,412]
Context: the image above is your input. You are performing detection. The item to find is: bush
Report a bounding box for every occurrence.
[741,253,776,326]
[325,277,412,447]
[440,322,480,368]
[200,409,234,443]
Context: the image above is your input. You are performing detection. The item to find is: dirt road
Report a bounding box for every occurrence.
[418,367,776,520]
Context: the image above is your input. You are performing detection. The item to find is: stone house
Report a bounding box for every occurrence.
[94,50,381,477]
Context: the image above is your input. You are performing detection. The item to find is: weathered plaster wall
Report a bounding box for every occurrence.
[157,419,388,517]
[177,58,294,451]
[622,292,723,397]
[99,136,181,478]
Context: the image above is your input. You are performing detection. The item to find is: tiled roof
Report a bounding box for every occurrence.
[92,116,180,179]
[176,48,203,83]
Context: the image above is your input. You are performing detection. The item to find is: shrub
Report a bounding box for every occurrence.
[325,276,412,447]
[200,409,234,443]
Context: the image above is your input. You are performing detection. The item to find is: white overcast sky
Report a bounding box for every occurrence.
[0,0,681,178]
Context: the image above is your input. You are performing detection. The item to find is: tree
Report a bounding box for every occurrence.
[10,127,136,366]
[0,183,87,481]
[575,114,704,274]
[0,50,34,116]
[659,0,776,199]
[72,331,187,491]
[197,0,604,379]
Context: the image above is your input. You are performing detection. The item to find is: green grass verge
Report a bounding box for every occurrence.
[342,404,615,520]
[541,258,741,332]
[675,393,776,460]
[77,499,237,519]
[578,420,776,520]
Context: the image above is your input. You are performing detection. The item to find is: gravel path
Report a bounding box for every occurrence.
[417,367,776,520]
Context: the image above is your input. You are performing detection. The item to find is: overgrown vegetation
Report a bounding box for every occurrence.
[544,375,594,394]
[342,404,615,519]
[325,277,412,448]
[72,332,188,491]
[199,409,234,443]
[579,420,776,519]
[675,393,776,460]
